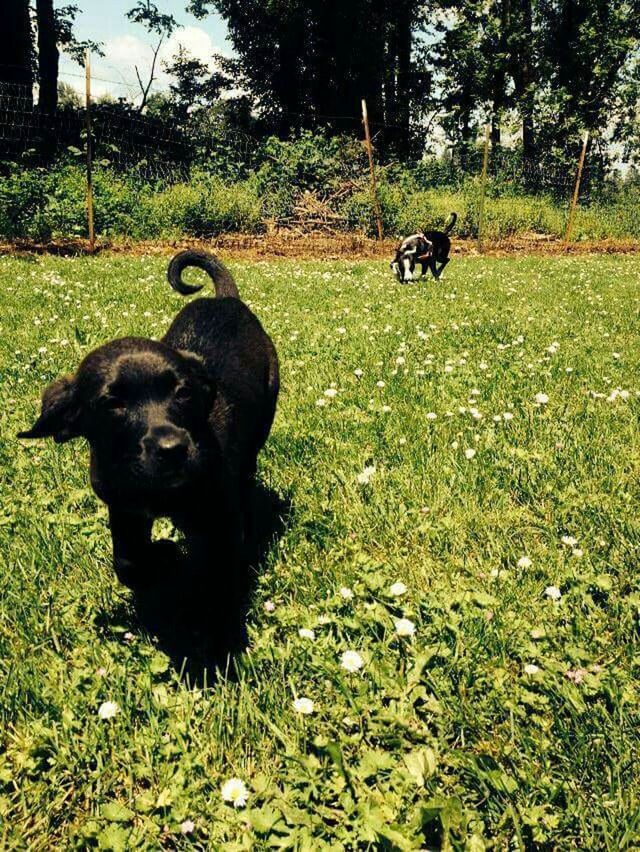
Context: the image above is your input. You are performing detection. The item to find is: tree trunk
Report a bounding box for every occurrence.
[520,0,535,163]
[36,0,59,114]
[1,0,33,102]
[395,7,412,157]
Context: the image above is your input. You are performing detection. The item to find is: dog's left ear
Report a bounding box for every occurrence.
[18,375,82,443]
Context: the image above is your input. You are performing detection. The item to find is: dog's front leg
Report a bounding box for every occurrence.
[108,508,155,588]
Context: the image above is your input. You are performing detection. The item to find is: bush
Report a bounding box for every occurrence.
[2,131,640,243]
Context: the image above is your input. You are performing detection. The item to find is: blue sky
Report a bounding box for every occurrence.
[59,1,231,101]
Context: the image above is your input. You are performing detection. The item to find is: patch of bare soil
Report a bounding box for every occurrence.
[2,230,640,260]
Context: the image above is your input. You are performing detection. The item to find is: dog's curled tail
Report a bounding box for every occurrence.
[167,249,239,298]
[444,212,457,234]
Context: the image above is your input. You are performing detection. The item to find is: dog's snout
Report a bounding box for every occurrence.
[142,425,190,461]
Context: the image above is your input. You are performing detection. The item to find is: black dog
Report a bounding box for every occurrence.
[391,212,457,283]
[19,250,279,590]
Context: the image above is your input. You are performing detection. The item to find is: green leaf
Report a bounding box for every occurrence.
[402,747,437,786]
[97,824,130,851]
[356,749,395,780]
[155,788,173,809]
[101,802,134,823]
[149,652,170,675]
[594,574,614,592]
[247,804,282,834]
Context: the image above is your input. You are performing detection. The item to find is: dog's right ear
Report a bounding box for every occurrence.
[18,375,82,443]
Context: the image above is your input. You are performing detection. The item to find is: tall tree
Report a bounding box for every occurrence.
[537,0,640,147]
[1,0,33,103]
[188,0,427,153]
[36,0,58,114]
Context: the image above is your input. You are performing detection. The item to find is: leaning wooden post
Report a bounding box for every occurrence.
[85,50,95,253]
[564,130,589,246]
[477,123,490,252]
[361,99,384,241]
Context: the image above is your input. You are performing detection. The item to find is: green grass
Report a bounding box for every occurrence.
[1,253,640,849]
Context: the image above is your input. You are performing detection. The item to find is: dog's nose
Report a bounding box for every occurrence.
[143,426,190,462]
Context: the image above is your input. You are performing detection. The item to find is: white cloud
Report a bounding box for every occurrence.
[59,25,224,103]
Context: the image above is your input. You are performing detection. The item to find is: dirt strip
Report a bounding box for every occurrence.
[2,231,640,260]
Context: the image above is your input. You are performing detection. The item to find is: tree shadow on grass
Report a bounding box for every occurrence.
[100,482,290,686]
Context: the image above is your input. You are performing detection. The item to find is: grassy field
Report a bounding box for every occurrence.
[1,252,639,849]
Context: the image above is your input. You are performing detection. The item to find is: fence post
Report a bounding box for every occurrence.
[477,123,490,252]
[564,130,589,246]
[361,99,384,242]
[85,49,95,253]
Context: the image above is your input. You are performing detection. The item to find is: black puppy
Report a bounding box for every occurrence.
[391,212,457,283]
[19,250,279,590]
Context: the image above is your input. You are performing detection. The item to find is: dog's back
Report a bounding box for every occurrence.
[165,251,279,464]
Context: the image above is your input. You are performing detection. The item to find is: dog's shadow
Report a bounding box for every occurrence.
[102,483,290,685]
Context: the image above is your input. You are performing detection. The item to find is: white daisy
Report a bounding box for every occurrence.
[293,697,315,715]
[298,628,315,640]
[357,465,376,485]
[221,778,249,808]
[340,650,364,673]
[98,701,119,720]
[394,618,416,637]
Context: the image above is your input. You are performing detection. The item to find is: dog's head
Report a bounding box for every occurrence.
[390,234,432,283]
[19,338,216,503]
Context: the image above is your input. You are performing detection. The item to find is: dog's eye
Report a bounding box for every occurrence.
[102,394,125,411]
[174,385,191,401]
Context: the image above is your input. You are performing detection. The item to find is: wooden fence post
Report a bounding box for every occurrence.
[85,50,95,253]
[564,130,589,246]
[477,123,491,252]
[361,99,384,242]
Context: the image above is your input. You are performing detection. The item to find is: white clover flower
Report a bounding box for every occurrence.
[517,556,532,569]
[503,411,514,421]
[324,388,338,398]
[264,600,276,613]
[426,412,437,420]
[221,778,249,808]
[340,650,364,673]
[339,587,354,600]
[316,398,327,407]
[293,697,315,715]
[572,548,584,558]
[98,701,119,720]
[524,663,540,675]
[357,465,376,485]
[394,618,416,637]
[354,368,363,377]
[298,628,315,640]
[464,448,476,460]
[389,581,407,597]
[180,820,195,835]
[376,380,386,388]
[534,392,549,405]
[544,585,562,601]
[396,356,406,365]
[561,535,578,547]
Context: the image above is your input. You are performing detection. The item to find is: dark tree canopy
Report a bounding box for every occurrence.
[188,0,429,155]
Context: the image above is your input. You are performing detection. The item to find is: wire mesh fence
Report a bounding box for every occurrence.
[1,67,637,248]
